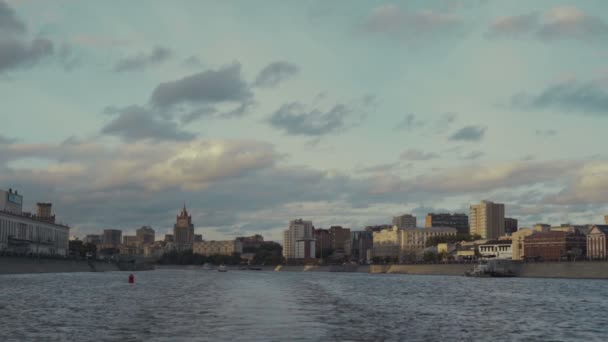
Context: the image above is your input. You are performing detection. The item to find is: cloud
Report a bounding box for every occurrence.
[268,102,352,136]
[395,114,425,130]
[535,129,557,136]
[486,12,539,38]
[0,135,16,145]
[511,80,608,114]
[0,0,25,35]
[362,4,462,40]
[253,61,299,88]
[113,46,171,72]
[100,105,196,142]
[544,162,608,205]
[400,148,439,161]
[486,6,608,42]
[449,125,486,141]
[0,1,56,73]
[461,150,484,160]
[181,55,202,68]
[179,106,218,124]
[150,62,252,108]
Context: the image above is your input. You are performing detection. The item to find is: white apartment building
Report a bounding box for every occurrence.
[283,219,315,260]
[470,200,505,240]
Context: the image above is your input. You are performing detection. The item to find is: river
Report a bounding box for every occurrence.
[1,269,607,341]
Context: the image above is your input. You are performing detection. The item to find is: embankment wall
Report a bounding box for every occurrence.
[0,257,119,275]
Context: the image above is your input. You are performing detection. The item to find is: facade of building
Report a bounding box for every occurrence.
[392,214,416,229]
[313,228,331,258]
[425,213,469,234]
[605,216,608,225]
[101,229,122,249]
[193,240,243,256]
[283,219,315,260]
[84,234,102,245]
[350,231,373,263]
[469,200,505,240]
[587,225,608,260]
[174,205,194,250]
[524,231,586,261]
[122,235,138,246]
[504,218,518,236]
[0,188,69,256]
[478,240,513,259]
[194,234,203,242]
[0,188,23,214]
[400,227,458,259]
[236,234,264,251]
[136,226,155,246]
[365,225,392,232]
[372,226,400,259]
[329,226,351,256]
[511,228,534,261]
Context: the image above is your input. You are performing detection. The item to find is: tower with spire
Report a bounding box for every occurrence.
[174,204,195,250]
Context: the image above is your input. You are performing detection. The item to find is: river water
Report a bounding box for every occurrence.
[1,269,607,341]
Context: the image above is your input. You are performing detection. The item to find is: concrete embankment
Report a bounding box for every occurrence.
[370,264,471,276]
[0,257,119,275]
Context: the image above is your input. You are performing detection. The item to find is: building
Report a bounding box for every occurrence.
[313,228,331,258]
[329,226,351,256]
[236,234,264,251]
[511,228,534,261]
[478,240,513,259]
[283,219,315,260]
[174,205,194,250]
[524,231,586,261]
[400,227,458,260]
[84,234,102,245]
[372,226,400,260]
[504,218,518,236]
[425,213,469,234]
[587,225,608,260]
[469,200,505,240]
[605,216,608,225]
[0,188,23,214]
[0,189,69,256]
[122,235,138,247]
[392,214,416,229]
[164,234,174,243]
[365,225,392,232]
[102,229,122,249]
[350,231,373,263]
[193,240,243,256]
[533,223,551,232]
[194,234,203,242]
[136,226,155,246]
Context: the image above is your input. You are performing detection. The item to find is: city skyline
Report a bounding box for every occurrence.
[2,0,608,241]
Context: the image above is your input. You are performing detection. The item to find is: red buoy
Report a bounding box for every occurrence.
[128,274,135,284]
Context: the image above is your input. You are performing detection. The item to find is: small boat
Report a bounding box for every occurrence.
[465,259,516,277]
[218,264,228,272]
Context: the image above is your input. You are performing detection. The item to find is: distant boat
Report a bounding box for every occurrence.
[218,264,228,272]
[465,259,516,277]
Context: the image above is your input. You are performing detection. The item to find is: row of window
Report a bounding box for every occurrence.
[0,216,69,249]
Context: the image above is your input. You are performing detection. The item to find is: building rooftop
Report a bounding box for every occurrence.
[0,209,69,229]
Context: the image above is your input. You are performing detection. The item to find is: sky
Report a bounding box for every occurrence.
[1,0,608,241]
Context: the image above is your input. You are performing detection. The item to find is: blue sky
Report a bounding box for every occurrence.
[1,0,608,240]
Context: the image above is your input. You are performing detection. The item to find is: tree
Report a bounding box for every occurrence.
[423,251,438,263]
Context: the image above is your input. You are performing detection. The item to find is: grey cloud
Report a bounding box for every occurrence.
[0,0,25,35]
[487,7,608,42]
[253,61,299,88]
[180,106,218,124]
[400,148,439,161]
[101,105,196,142]
[362,4,463,40]
[0,135,16,144]
[113,46,171,72]
[150,62,252,107]
[511,80,608,113]
[536,129,557,136]
[268,102,351,136]
[461,150,484,160]
[449,125,486,141]
[395,114,425,130]
[486,12,539,38]
[181,55,202,68]
[0,37,54,72]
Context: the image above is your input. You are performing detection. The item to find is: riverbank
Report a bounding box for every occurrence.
[0,256,119,275]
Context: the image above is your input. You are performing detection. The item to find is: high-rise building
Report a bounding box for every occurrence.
[136,226,155,246]
[122,235,138,247]
[392,214,416,229]
[84,234,102,245]
[283,219,315,260]
[469,200,505,240]
[425,213,469,234]
[174,205,194,250]
[504,218,518,235]
[102,229,122,248]
[350,231,373,263]
[314,228,331,258]
[329,226,351,255]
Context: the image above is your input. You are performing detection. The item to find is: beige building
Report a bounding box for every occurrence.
[136,226,155,246]
[605,215,608,225]
[283,219,315,260]
[122,235,138,246]
[469,200,505,240]
[587,225,608,260]
[193,240,243,256]
[511,228,534,260]
[373,226,457,261]
[174,205,194,250]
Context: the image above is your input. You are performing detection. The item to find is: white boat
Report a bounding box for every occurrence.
[218,264,228,272]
